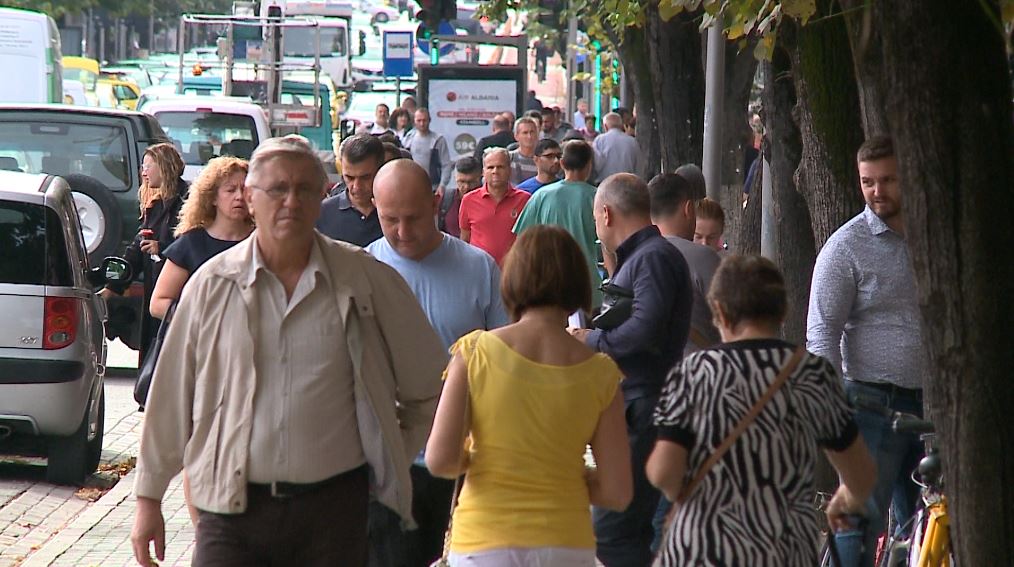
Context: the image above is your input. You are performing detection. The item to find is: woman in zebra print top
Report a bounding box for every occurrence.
[646,255,876,567]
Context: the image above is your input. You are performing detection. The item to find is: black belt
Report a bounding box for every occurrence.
[249,465,367,499]
[854,380,922,398]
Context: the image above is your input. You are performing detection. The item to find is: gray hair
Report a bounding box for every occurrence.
[674,163,706,201]
[483,146,511,164]
[603,112,623,130]
[249,135,328,190]
[597,173,651,217]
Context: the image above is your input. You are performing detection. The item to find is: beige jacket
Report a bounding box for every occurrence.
[134,233,446,525]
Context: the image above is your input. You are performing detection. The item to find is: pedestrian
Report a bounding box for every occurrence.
[693,197,726,252]
[472,113,516,160]
[459,148,530,265]
[514,138,561,194]
[130,136,446,567]
[371,103,393,135]
[581,114,599,141]
[401,95,418,115]
[367,159,510,567]
[807,135,927,567]
[316,134,385,246]
[442,156,482,238]
[647,171,722,354]
[100,142,187,363]
[540,106,571,142]
[426,225,633,567]
[513,140,601,307]
[594,112,640,180]
[508,117,539,185]
[146,156,253,527]
[647,255,876,567]
[525,89,544,111]
[568,173,692,567]
[573,98,589,130]
[390,107,412,142]
[403,108,453,202]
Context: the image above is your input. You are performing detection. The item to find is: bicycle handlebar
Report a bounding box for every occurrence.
[893,414,935,435]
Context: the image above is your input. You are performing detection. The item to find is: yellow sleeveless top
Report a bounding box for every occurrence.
[448,330,622,552]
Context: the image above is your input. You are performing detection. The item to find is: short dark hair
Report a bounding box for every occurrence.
[534,138,560,157]
[540,107,555,117]
[524,109,543,121]
[340,134,385,166]
[707,255,787,328]
[492,114,510,131]
[857,135,894,162]
[375,103,390,112]
[381,142,404,163]
[561,140,593,171]
[647,173,694,218]
[376,131,403,148]
[455,156,481,175]
[501,225,592,321]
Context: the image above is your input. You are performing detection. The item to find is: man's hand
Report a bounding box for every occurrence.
[131,497,166,566]
[139,239,159,255]
[436,185,446,201]
[568,327,591,342]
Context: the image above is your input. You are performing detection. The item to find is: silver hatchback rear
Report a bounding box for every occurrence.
[0,171,127,484]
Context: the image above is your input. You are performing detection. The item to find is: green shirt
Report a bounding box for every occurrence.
[512,179,603,307]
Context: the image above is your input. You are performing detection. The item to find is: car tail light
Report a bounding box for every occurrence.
[43,297,80,350]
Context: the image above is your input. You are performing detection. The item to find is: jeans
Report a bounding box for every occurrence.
[835,381,923,567]
[593,395,662,567]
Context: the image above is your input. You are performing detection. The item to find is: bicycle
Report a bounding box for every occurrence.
[818,403,955,567]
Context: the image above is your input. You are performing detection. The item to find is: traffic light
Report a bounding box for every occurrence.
[415,0,456,34]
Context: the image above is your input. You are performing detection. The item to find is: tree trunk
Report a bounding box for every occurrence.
[643,5,705,174]
[790,3,866,249]
[736,152,762,255]
[718,41,760,252]
[839,0,891,136]
[876,1,1014,563]
[615,25,663,180]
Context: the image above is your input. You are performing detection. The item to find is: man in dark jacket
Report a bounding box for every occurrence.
[472,113,516,160]
[570,173,692,567]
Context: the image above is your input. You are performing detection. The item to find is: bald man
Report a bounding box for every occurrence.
[570,173,692,567]
[594,112,641,179]
[365,159,509,567]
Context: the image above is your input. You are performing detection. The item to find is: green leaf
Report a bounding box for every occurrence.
[753,31,775,61]
[781,0,816,24]
[658,0,685,22]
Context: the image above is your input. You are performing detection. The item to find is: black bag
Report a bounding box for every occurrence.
[133,301,177,410]
[428,144,443,186]
[592,281,634,330]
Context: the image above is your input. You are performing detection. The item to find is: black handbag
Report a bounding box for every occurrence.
[133,300,177,410]
[592,281,634,330]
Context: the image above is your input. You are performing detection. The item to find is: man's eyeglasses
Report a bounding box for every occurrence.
[538,153,562,160]
[251,185,322,201]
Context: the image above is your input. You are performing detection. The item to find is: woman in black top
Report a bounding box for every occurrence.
[646,255,877,567]
[150,156,253,319]
[100,142,187,361]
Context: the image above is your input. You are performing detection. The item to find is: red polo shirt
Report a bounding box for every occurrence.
[459,183,530,265]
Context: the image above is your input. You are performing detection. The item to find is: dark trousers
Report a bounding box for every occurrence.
[368,465,455,567]
[193,466,369,567]
[594,395,662,567]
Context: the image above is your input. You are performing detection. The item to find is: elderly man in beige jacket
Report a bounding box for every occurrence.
[130,136,445,567]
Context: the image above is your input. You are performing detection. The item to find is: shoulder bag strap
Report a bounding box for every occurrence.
[675,345,806,504]
[437,332,478,562]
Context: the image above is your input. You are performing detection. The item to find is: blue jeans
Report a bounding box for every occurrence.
[593,395,662,567]
[835,381,923,567]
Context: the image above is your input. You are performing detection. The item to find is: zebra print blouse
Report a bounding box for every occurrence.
[653,338,857,567]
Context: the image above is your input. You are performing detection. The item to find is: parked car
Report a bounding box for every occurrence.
[97,78,141,111]
[138,96,272,181]
[0,170,131,484]
[0,104,171,354]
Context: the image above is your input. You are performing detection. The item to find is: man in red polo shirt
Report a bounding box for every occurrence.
[459,147,531,265]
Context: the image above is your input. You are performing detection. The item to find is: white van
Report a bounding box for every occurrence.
[0,8,63,104]
[138,97,272,181]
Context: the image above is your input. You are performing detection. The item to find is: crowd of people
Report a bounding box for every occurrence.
[125,112,924,567]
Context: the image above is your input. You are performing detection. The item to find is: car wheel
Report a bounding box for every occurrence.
[375,12,390,23]
[66,174,123,266]
[46,390,104,485]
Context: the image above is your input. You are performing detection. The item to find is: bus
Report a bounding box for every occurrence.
[0,8,63,104]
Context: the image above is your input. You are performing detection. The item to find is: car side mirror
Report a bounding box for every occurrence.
[90,257,132,287]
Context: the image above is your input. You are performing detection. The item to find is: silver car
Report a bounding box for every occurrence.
[0,171,130,484]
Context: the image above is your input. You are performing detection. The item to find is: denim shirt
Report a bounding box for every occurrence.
[584,225,692,400]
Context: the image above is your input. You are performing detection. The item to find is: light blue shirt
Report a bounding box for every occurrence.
[366,233,510,352]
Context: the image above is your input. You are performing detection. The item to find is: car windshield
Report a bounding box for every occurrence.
[154,111,259,165]
[284,26,347,57]
[0,122,132,191]
[0,200,72,286]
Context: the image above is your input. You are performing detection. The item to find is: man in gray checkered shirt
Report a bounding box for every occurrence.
[806,135,928,567]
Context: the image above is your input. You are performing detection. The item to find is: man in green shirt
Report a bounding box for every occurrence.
[513,140,602,307]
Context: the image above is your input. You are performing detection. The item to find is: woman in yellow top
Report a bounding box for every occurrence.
[427,225,633,566]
